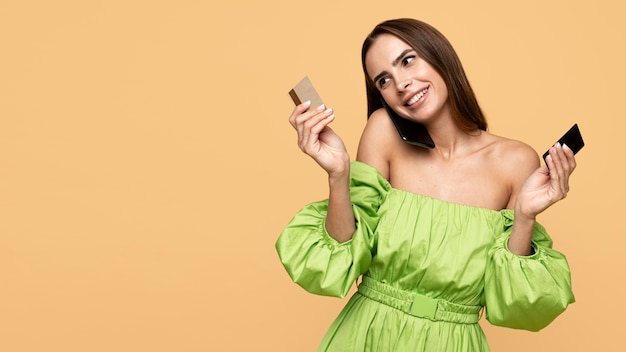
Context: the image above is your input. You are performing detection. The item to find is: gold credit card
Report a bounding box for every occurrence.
[288,76,324,108]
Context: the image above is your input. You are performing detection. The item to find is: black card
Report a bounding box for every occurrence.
[542,123,585,164]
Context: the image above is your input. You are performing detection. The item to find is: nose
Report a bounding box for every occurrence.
[396,77,411,93]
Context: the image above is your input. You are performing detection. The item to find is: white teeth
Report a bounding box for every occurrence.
[407,87,429,105]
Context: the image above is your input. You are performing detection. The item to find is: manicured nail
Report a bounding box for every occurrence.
[316,104,326,111]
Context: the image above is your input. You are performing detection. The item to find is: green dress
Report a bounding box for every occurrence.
[276,161,574,351]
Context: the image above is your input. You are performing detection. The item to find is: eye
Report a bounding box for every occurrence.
[377,76,390,88]
[402,55,416,66]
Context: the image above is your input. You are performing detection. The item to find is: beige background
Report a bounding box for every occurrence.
[1,0,624,351]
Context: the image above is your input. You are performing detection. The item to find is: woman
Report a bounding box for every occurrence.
[276,18,576,351]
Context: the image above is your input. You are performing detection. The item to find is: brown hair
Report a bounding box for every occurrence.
[361,18,487,132]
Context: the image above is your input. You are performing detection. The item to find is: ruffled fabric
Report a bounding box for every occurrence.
[276,161,574,350]
[275,161,390,297]
[483,210,575,331]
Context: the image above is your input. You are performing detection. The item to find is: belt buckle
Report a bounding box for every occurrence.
[409,293,438,321]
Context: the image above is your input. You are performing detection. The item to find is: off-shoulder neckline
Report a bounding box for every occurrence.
[352,160,510,215]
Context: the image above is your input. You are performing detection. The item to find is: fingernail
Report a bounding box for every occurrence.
[327,114,335,120]
[562,143,571,151]
[316,104,326,111]
[324,108,333,114]
[302,100,311,106]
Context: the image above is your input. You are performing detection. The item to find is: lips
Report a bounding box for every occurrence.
[405,86,429,106]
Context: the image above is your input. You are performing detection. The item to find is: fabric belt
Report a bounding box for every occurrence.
[357,276,482,324]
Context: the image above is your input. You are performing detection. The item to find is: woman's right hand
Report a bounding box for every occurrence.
[289,101,350,177]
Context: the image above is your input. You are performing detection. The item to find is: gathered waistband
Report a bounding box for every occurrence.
[357,276,482,324]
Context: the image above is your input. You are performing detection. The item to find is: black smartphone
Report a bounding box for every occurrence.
[381,99,435,149]
[542,123,585,165]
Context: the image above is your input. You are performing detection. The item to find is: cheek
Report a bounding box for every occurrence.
[433,77,449,101]
[380,90,398,105]
[440,84,450,102]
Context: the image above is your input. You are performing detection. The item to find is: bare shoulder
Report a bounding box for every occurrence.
[488,133,540,172]
[356,108,401,180]
[484,133,541,207]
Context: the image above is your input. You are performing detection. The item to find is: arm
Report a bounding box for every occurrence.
[275,161,390,297]
[324,107,398,241]
[506,142,577,255]
[326,171,355,243]
[484,211,575,331]
[289,101,354,242]
[484,141,577,330]
[278,106,392,296]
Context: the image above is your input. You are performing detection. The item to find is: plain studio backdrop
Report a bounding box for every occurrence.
[1,0,624,351]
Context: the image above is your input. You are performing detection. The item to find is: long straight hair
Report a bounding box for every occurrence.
[361,18,487,132]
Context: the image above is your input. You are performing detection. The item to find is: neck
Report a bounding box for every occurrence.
[425,120,480,161]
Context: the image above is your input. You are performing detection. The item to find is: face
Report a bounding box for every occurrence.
[365,34,450,123]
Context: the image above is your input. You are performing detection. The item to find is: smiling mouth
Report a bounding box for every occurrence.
[406,87,429,106]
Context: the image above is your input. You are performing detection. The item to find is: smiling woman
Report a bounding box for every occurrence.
[277,18,577,352]
[362,19,487,133]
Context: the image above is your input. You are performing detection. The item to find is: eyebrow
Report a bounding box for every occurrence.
[372,49,415,85]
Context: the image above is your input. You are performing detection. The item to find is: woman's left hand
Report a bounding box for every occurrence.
[515,143,577,219]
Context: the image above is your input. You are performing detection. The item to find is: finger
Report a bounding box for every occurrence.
[554,142,575,175]
[288,100,313,128]
[559,144,577,195]
[301,108,334,151]
[297,104,327,143]
[293,103,326,131]
[303,107,333,133]
[294,104,326,148]
[548,143,570,197]
[562,143,577,172]
[304,111,335,152]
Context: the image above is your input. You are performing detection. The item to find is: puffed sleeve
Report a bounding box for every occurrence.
[275,161,390,298]
[483,210,575,331]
